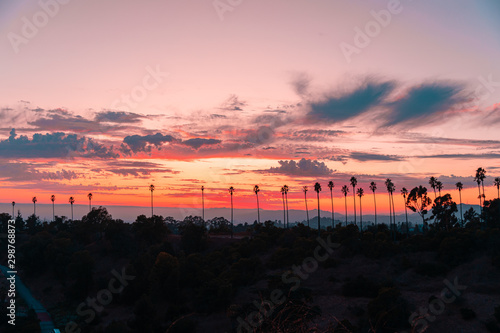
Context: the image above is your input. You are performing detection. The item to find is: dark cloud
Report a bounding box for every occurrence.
[417,153,500,159]
[121,132,176,153]
[94,111,145,123]
[308,80,395,122]
[264,158,334,177]
[219,94,246,111]
[349,152,404,162]
[290,72,311,96]
[0,129,118,159]
[181,138,221,149]
[383,82,468,127]
[0,162,78,181]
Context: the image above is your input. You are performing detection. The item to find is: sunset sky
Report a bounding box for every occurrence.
[1,0,500,217]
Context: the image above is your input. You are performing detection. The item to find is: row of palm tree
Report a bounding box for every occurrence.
[27,193,93,222]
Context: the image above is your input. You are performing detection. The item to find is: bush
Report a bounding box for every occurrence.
[367,287,410,332]
[341,275,381,298]
[460,307,476,320]
[415,262,448,277]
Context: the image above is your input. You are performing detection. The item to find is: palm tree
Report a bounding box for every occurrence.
[357,188,364,232]
[69,196,75,220]
[369,182,377,226]
[32,196,37,215]
[328,181,335,228]
[51,195,56,222]
[455,182,464,226]
[201,186,205,221]
[228,186,235,238]
[149,184,155,217]
[350,177,357,225]
[280,186,286,228]
[436,181,443,197]
[385,179,395,238]
[303,186,309,227]
[494,177,500,199]
[254,185,260,224]
[88,192,93,212]
[401,187,409,236]
[474,168,486,217]
[341,185,349,226]
[314,182,321,236]
[284,185,290,229]
[11,201,15,218]
[429,176,437,198]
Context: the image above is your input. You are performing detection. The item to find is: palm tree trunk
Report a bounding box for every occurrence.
[330,189,334,228]
[373,192,377,226]
[256,193,260,224]
[344,196,347,226]
[359,197,362,233]
[151,191,154,217]
[285,193,289,229]
[71,203,74,220]
[305,193,309,227]
[202,191,205,221]
[391,193,396,240]
[388,194,392,237]
[317,192,320,237]
[404,204,408,237]
[53,202,55,222]
[282,193,286,228]
[230,194,233,239]
[34,203,36,215]
[459,190,463,227]
[353,187,356,225]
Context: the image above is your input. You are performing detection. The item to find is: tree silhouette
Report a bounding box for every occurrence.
[328,181,335,228]
[455,182,464,226]
[429,176,438,198]
[284,185,290,229]
[474,167,486,218]
[314,182,321,236]
[254,185,260,224]
[369,182,377,226]
[494,177,500,199]
[88,192,93,212]
[201,185,205,221]
[401,187,409,237]
[341,185,349,226]
[69,196,75,220]
[406,186,432,231]
[385,178,395,237]
[11,201,15,219]
[228,186,235,238]
[32,196,37,215]
[280,186,286,228]
[303,186,309,227]
[436,181,443,197]
[51,195,56,222]
[350,177,357,225]
[357,188,364,232]
[149,184,155,217]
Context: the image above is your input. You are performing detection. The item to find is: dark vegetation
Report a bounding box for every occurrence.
[0,197,499,332]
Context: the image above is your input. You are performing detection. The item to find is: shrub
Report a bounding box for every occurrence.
[341,275,380,298]
[460,307,476,320]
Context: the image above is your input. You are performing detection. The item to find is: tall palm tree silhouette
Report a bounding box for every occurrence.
[350,177,357,225]
[69,196,75,220]
[254,185,260,224]
[436,181,443,197]
[314,182,321,236]
[401,187,409,236]
[474,167,486,217]
[283,185,290,229]
[201,186,205,221]
[149,184,155,217]
[357,188,364,232]
[228,186,235,238]
[303,186,309,227]
[429,176,437,198]
[32,196,37,215]
[51,195,56,222]
[495,177,500,199]
[369,182,377,226]
[455,182,464,226]
[11,201,15,218]
[328,181,335,228]
[88,193,93,212]
[341,185,349,226]
[280,186,286,228]
[478,167,486,199]
[385,179,395,238]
